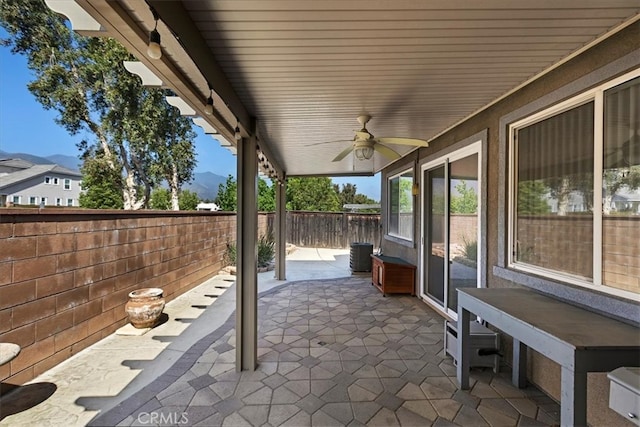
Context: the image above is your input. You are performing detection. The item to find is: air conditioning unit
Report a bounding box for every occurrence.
[350,242,373,272]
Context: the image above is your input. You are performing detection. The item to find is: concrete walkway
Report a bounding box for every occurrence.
[0,248,351,426]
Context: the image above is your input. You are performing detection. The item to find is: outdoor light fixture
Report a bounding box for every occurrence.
[234,120,242,141]
[204,93,214,115]
[353,146,374,160]
[147,8,162,59]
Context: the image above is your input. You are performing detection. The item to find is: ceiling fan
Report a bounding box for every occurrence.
[310,115,429,162]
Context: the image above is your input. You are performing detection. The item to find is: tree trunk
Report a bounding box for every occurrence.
[169,164,180,210]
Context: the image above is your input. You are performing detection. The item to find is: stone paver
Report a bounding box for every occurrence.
[84,277,559,426]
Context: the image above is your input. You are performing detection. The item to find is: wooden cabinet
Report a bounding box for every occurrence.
[371,255,416,296]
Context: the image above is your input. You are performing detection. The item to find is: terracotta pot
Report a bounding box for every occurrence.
[125,288,165,328]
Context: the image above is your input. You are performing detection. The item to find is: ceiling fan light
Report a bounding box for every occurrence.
[354,146,374,160]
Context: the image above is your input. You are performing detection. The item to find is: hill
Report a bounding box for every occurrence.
[185,172,226,201]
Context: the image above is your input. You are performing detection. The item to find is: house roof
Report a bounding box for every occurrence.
[55,1,640,177]
[0,158,35,169]
[0,161,81,190]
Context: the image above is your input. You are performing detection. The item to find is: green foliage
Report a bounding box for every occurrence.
[215,175,237,211]
[258,178,275,212]
[224,241,237,266]
[518,181,551,214]
[150,188,199,210]
[258,233,275,267]
[78,156,124,209]
[223,233,274,268]
[462,236,478,261]
[335,183,377,211]
[178,190,199,211]
[450,180,478,214]
[286,177,341,211]
[150,188,171,210]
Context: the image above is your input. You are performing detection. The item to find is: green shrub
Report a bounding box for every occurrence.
[462,236,477,261]
[223,233,275,268]
[258,233,275,267]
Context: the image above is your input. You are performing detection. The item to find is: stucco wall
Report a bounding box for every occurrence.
[380,22,640,427]
[0,209,270,385]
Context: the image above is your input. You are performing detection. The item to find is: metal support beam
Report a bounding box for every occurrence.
[236,135,258,371]
[275,178,287,280]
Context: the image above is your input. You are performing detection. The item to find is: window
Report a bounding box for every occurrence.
[388,169,414,241]
[509,70,639,298]
[63,179,71,190]
[29,196,37,205]
[44,176,51,184]
[56,198,62,206]
[41,197,48,205]
[12,196,20,204]
[53,177,59,185]
[67,198,73,207]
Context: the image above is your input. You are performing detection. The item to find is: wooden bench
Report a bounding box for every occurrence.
[456,287,640,427]
[370,254,416,296]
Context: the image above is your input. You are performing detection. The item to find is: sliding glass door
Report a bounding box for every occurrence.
[421,143,481,318]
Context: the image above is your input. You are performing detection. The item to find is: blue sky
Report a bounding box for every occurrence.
[0,39,380,200]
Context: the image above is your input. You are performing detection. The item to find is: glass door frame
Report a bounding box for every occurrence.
[420,141,483,319]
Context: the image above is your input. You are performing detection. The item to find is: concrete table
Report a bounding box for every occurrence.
[0,343,21,366]
[456,287,640,427]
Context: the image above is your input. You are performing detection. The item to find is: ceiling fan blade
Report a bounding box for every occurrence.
[332,145,355,162]
[377,137,429,147]
[304,139,352,147]
[374,144,401,160]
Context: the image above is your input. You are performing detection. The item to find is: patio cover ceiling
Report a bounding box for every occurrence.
[73,0,639,177]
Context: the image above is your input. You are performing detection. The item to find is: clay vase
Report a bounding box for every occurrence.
[125,288,165,328]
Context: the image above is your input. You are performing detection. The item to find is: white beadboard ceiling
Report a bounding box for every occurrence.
[78,0,639,177]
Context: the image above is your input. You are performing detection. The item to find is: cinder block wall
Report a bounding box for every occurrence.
[0,209,270,385]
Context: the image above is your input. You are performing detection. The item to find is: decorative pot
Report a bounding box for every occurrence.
[125,288,165,328]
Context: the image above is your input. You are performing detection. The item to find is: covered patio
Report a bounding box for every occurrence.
[10,1,639,425]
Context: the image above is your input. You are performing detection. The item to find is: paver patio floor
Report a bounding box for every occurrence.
[91,277,560,426]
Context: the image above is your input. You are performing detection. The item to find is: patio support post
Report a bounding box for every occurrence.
[275,176,287,280]
[236,133,258,371]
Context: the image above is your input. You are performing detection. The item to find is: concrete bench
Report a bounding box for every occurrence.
[456,287,640,427]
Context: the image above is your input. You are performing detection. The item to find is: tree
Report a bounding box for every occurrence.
[150,188,171,210]
[0,0,196,209]
[258,178,275,212]
[78,156,124,209]
[335,183,377,211]
[450,180,478,214]
[215,175,237,211]
[178,190,199,211]
[518,181,551,215]
[287,177,341,211]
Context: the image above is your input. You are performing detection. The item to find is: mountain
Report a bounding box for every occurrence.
[0,150,55,165]
[0,150,81,171]
[46,154,81,171]
[185,172,226,201]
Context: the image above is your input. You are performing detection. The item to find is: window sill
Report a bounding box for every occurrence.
[384,234,414,248]
[492,265,640,326]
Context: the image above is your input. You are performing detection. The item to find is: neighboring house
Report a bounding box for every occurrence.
[0,158,82,207]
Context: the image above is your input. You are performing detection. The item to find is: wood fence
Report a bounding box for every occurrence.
[266,211,381,249]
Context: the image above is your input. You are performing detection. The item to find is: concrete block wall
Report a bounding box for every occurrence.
[0,209,270,385]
